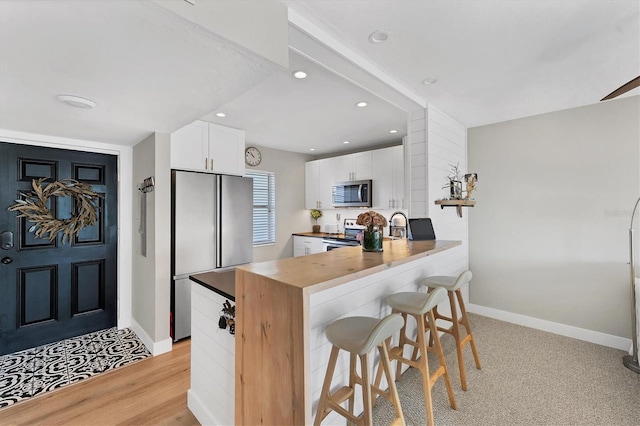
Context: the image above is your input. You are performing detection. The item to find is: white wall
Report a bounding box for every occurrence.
[131,132,172,355]
[247,145,314,262]
[468,96,640,344]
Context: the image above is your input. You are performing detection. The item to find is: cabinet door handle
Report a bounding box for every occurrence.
[210,159,214,170]
[205,158,208,170]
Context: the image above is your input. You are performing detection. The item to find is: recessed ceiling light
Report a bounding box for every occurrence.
[215,112,226,117]
[368,30,389,44]
[422,78,437,85]
[292,70,307,79]
[56,95,96,109]
[389,129,398,134]
[356,101,368,108]
[343,140,350,144]
[309,148,316,151]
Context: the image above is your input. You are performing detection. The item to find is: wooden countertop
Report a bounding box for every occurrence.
[236,239,461,293]
[189,270,236,300]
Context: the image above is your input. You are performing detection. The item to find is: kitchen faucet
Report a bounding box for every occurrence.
[388,211,408,237]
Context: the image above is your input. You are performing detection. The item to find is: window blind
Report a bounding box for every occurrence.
[246,170,275,245]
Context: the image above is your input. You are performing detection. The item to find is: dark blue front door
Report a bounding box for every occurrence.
[0,142,118,355]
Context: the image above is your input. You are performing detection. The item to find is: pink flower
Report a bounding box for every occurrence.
[356,210,387,229]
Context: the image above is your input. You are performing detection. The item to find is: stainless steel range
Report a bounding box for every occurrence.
[322,219,364,251]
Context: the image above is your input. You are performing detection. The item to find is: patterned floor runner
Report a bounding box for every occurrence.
[0,327,151,408]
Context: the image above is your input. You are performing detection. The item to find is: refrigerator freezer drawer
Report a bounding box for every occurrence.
[173,277,191,341]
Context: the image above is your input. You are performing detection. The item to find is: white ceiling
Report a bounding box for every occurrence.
[1,1,638,155]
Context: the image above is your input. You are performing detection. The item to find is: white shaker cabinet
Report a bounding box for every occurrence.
[293,235,323,257]
[171,120,245,176]
[305,151,374,209]
[331,151,372,182]
[170,120,209,172]
[372,145,405,209]
[305,159,333,209]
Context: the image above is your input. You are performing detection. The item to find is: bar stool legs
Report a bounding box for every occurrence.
[314,314,405,426]
[381,287,457,426]
[425,271,481,391]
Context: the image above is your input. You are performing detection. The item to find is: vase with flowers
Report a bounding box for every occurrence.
[310,209,322,233]
[356,210,387,252]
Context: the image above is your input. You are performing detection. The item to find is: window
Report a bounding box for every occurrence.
[246,170,275,245]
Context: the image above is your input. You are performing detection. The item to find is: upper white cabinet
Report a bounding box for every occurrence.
[305,160,321,209]
[171,120,245,176]
[333,151,372,182]
[306,146,402,210]
[372,145,405,209]
[305,159,333,209]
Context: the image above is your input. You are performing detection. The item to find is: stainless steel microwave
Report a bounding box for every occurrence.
[332,180,372,208]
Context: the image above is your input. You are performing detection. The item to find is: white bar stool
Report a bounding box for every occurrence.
[423,270,481,391]
[314,313,406,426]
[381,286,457,426]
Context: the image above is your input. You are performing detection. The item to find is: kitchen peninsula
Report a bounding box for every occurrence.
[233,238,461,425]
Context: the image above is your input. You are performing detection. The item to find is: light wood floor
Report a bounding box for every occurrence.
[0,339,199,426]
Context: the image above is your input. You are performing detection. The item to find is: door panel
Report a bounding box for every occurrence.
[0,142,117,355]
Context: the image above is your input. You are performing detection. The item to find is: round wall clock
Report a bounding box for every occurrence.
[245,146,262,166]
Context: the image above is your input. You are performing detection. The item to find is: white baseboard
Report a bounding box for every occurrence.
[128,319,172,356]
[467,303,632,351]
[188,389,226,426]
[117,316,132,329]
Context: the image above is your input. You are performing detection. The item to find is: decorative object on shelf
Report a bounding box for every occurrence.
[436,165,478,218]
[356,210,387,252]
[464,173,478,200]
[310,208,322,233]
[218,300,236,335]
[7,178,102,244]
[442,163,463,200]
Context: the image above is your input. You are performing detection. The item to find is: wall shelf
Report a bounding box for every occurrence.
[435,199,476,218]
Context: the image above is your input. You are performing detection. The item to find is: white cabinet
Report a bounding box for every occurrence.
[293,235,323,257]
[350,151,373,181]
[331,152,372,182]
[171,120,245,176]
[189,282,235,426]
[372,145,405,209]
[170,120,209,172]
[305,159,333,209]
[305,160,320,209]
[305,151,373,209]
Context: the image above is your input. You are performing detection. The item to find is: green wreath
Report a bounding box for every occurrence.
[7,178,102,244]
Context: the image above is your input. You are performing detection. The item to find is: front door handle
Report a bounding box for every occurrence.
[1,230,13,250]
[1,257,12,264]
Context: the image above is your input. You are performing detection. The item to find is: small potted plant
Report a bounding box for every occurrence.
[310,209,322,233]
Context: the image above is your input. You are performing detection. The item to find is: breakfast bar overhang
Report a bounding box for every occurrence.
[234,238,461,425]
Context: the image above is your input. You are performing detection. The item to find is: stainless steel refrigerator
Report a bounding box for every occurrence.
[171,170,253,341]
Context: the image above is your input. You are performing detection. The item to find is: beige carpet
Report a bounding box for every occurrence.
[372,314,640,425]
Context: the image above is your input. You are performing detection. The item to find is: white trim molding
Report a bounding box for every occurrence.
[468,303,632,351]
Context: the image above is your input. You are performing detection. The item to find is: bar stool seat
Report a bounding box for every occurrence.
[381,286,457,426]
[314,313,406,426]
[423,271,481,391]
